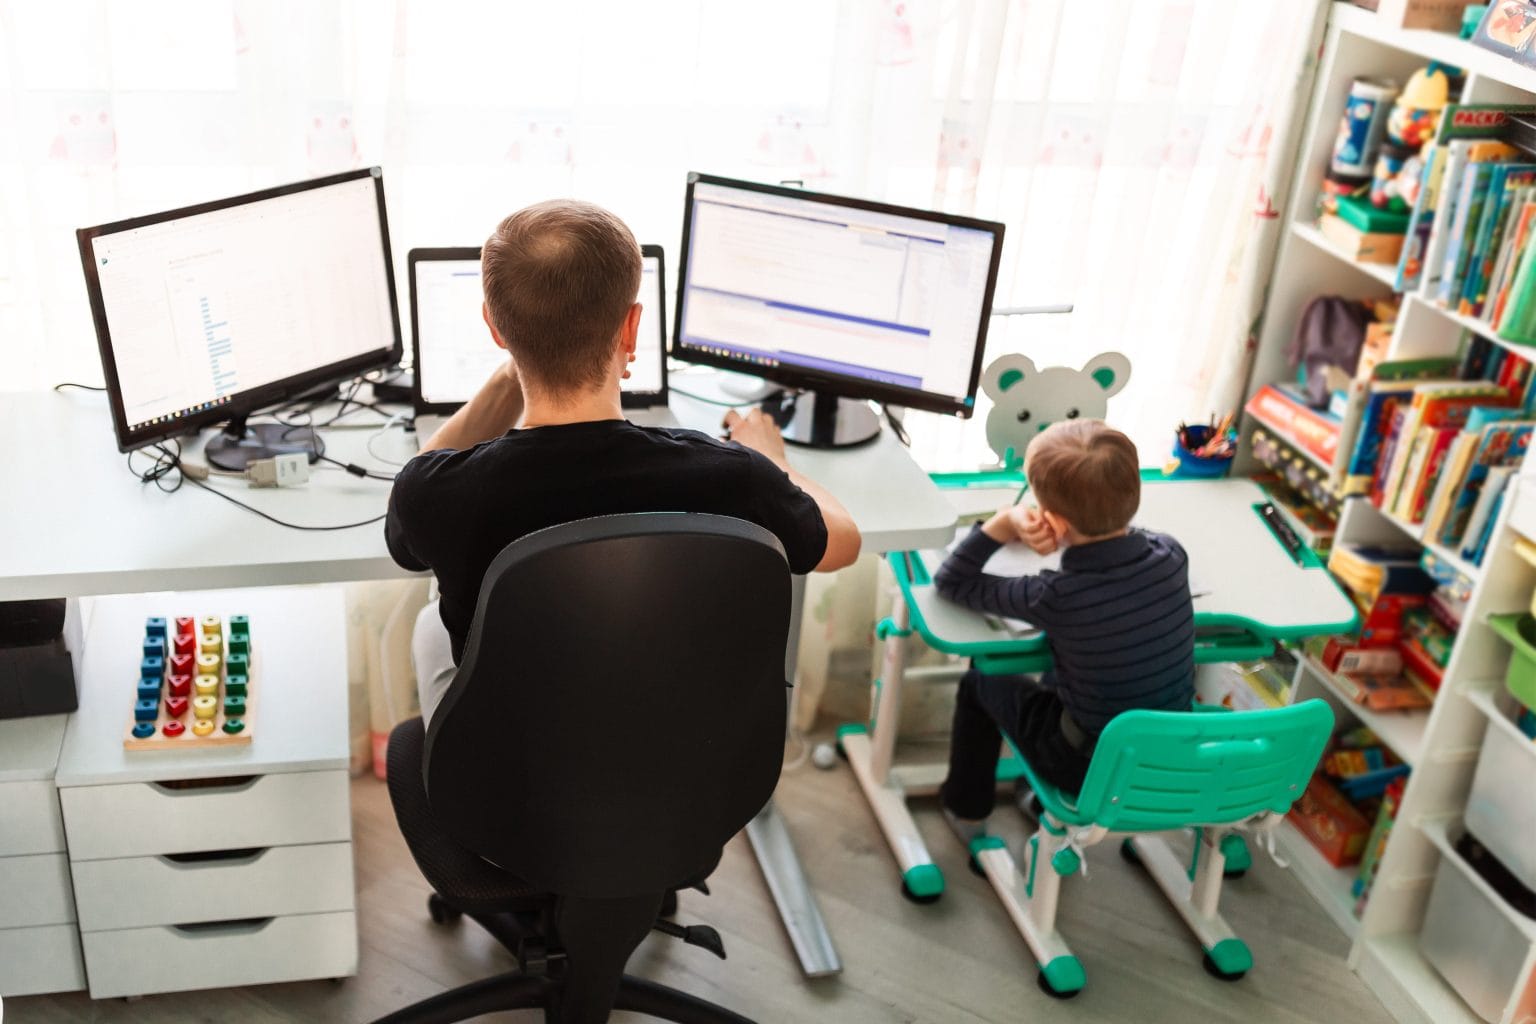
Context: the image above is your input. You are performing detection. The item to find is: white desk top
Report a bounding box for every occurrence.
[905,477,1358,649]
[0,387,957,599]
[55,587,349,786]
[0,713,69,783]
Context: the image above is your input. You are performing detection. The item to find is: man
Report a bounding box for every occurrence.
[386,199,862,724]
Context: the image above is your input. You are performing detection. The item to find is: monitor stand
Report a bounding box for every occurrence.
[766,391,881,449]
[203,415,326,471]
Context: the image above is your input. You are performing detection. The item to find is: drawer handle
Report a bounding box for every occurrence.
[170,916,274,936]
[160,847,268,868]
[150,775,259,795]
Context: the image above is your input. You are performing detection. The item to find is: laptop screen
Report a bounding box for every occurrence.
[413,249,666,408]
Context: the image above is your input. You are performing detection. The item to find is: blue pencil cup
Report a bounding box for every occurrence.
[1170,425,1233,479]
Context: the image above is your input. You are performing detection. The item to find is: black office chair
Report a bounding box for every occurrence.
[375,513,792,1024]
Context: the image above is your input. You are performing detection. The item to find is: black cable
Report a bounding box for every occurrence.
[316,453,396,482]
[127,440,388,531]
[53,382,106,392]
[882,404,911,446]
[668,386,753,408]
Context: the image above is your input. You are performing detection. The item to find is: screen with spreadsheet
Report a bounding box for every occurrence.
[78,169,401,451]
[672,174,1004,416]
[414,252,667,407]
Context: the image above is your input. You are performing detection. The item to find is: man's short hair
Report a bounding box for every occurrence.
[481,199,641,394]
[1025,420,1140,537]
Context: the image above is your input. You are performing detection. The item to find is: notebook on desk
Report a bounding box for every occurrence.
[408,244,676,445]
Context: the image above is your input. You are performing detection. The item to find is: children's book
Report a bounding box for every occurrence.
[1440,420,1535,546]
[1495,223,1536,345]
[1462,465,1515,562]
[1397,142,1448,292]
[1404,425,1461,523]
[1438,161,1496,308]
[1390,429,1434,519]
[1378,382,1512,512]
[1341,358,1462,496]
[1462,167,1536,316]
[1421,430,1480,539]
[1422,140,1473,301]
[1373,404,1412,508]
[1487,196,1536,320]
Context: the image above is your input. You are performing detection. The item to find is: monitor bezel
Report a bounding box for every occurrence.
[77,167,404,454]
[408,244,669,414]
[670,171,1005,419]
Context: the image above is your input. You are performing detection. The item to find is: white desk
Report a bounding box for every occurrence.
[0,383,959,980]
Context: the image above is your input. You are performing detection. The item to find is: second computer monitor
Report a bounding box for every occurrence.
[672,173,1005,444]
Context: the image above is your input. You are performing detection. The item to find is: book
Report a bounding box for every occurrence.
[1462,465,1515,562]
[1421,137,1521,301]
[1372,404,1411,508]
[1438,161,1496,308]
[1463,169,1536,316]
[1320,214,1404,264]
[1390,428,1434,519]
[1397,141,1447,292]
[1496,220,1536,345]
[1440,421,1535,547]
[1377,382,1512,513]
[1421,430,1480,539]
[1245,383,1342,468]
[1341,359,1462,496]
[1327,545,1436,604]
[1490,200,1536,327]
[1404,425,1460,522]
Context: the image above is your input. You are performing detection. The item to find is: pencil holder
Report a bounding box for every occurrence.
[1170,425,1234,479]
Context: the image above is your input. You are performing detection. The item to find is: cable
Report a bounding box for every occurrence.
[53,382,106,392]
[366,416,413,467]
[881,404,910,447]
[316,453,396,482]
[127,440,389,531]
[668,386,754,408]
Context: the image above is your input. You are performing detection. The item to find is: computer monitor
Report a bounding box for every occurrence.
[77,168,403,469]
[409,245,668,413]
[672,172,1005,447]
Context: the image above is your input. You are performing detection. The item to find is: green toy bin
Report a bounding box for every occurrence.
[1488,613,1536,710]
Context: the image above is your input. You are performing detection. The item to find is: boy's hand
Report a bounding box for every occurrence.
[724,408,789,468]
[1013,505,1058,555]
[980,509,1019,545]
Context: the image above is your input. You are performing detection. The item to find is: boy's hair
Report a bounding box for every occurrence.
[1025,420,1140,537]
[481,199,641,395]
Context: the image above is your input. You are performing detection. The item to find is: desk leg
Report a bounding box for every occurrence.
[746,574,843,978]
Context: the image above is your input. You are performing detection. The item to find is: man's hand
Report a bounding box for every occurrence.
[1012,505,1058,555]
[724,408,789,468]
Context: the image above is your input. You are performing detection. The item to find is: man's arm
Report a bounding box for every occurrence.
[421,361,525,452]
[724,409,861,572]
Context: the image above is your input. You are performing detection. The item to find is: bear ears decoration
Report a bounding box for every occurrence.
[980,351,1132,470]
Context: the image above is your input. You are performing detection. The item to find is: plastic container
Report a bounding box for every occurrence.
[1488,613,1536,710]
[1464,693,1536,891]
[1169,425,1233,480]
[1420,828,1536,1023]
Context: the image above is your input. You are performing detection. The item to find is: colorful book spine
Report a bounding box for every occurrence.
[1397,143,1447,293]
[1438,162,1492,309]
[1407,426,1460,523]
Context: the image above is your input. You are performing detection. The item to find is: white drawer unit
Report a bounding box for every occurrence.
[0,713,83,997]
[80,911,359,999]
[70,842,354,932]
[56,587,357,999]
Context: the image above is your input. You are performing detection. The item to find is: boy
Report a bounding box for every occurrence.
[386,199,862,724]
[934,419,1194,832]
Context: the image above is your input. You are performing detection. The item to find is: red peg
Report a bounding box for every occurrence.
[165,695,189,718]
[168,652,195,675]
[175,616,196,639]
[166,674,192,698]
[162,720,185,738]
[172,633,196,657]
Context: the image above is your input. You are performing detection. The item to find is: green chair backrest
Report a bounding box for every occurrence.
[1072,700,1334,833]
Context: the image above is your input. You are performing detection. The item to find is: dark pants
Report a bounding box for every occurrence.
[939,667,1093,820]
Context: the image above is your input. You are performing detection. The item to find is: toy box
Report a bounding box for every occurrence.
[1471,1,1536,68]
[1378,0,1473,31]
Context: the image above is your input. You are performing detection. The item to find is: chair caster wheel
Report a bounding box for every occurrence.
[659,890,679,919]
[1119,839,1141,866]
[1203,952,1246,982]
[900,878,941,904]
[1224,868,1248,880]
[1037,969,1081,999]
[834,740,849,761]
[427,893,462,925]
[968,854,986,878]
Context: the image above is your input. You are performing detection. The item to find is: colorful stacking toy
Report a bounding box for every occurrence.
[125,612,253,749]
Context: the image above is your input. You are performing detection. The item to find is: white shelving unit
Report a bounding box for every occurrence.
[1246,5,1536,1023]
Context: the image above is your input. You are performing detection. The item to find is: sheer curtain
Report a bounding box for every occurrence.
[0,0,1326,464]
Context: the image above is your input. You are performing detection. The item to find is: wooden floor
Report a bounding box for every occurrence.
[10,742,1395,1024]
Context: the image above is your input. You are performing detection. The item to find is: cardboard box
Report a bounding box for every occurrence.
[1320,214,1406,264]
[1376,0,1469,31]
[1287,775,1373,866]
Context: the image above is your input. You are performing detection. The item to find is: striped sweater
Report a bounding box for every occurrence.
[934,527,1195,735]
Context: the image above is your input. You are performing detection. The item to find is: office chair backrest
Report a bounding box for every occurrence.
[1073,700,1334,833]
[424,513,791,900]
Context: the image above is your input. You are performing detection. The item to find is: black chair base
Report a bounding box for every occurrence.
[373,969,753,1024]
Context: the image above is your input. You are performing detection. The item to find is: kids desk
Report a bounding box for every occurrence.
[837,475,1359,903]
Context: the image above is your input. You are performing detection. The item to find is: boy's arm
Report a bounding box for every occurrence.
[421,361,525,453]
[933,517,1055,625]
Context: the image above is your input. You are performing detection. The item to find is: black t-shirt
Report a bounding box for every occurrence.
[385,419,828,663]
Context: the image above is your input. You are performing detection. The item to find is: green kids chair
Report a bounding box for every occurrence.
[967,699,1334,998]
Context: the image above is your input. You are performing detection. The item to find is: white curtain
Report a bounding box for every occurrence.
[0,0,1326,464]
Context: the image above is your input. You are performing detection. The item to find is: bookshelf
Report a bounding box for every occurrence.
[1244,5,1536,1023]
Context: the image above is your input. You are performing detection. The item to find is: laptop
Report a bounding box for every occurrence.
[409,244,676,443]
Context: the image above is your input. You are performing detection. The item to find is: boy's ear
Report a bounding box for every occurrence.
[982,354,1039,400]
[1041,508,1069,539]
